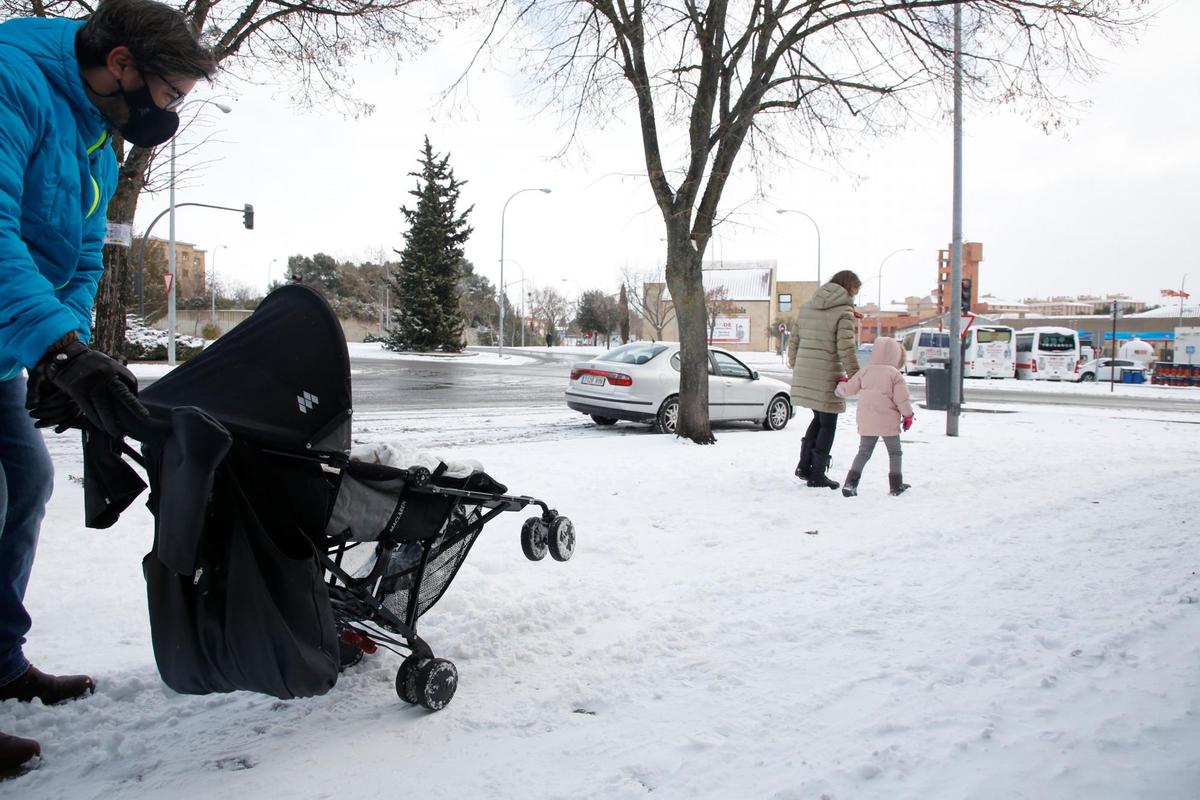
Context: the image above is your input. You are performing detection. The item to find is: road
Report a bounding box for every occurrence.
[348,347,1200,415]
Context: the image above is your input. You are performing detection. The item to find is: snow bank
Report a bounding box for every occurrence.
[349,342,536,366]
[7,401,1199,798]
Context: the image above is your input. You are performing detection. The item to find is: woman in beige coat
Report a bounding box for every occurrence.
[785,270,862,489]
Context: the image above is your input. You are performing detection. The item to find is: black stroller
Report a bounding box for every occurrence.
[83,285,575,712]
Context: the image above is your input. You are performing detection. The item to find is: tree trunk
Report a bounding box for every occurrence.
[664,227,713,444]
[93,143,152,357]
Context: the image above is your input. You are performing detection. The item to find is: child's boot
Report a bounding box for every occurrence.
[841,470,860,497]
[888,473,910,496]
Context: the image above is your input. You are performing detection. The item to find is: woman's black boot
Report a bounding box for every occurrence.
[806,453,840,490]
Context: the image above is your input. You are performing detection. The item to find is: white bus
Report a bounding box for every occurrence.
[1015,327,1080,381]
[898,328,950,375]
[964,325,1015,378]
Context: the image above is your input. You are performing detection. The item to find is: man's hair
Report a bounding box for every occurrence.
[77,0,216,80]
[828,270,862,295]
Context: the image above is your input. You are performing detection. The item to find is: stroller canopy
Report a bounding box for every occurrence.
[141,285,352,456]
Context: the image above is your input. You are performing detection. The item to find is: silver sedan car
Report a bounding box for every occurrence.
[565,342,793,433]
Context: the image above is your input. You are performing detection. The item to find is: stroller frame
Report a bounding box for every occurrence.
[266,447,577,711]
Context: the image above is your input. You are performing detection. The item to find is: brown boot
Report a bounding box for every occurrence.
[0,665,94,705]
[0,732,41,779]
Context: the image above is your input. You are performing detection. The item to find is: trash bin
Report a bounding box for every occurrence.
[924,357,950,411]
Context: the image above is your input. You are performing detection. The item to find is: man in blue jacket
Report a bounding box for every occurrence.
[0,0,214,776]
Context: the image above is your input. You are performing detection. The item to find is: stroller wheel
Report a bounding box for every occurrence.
[548,516,576,562]
[415,658,458,711]
[396,655,427,705]
[338,640,364,671]
[521,517,549,561]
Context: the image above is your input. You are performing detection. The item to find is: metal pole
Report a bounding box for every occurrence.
[499,200,507,358]
[1111,300,1118,393]
[210,244,224,329]
[498,188,551,357]
[167,137,177,366]
[1180,274,1188,332]
[518,262,526,347]
[947,3,964,436]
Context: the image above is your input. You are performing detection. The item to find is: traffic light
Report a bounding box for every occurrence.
[242,203,254,230]
[960,277,972,312]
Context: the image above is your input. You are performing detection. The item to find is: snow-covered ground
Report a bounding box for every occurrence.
[5,400,1199,799]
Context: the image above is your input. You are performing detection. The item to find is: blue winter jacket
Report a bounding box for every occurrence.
[0,17,118,382]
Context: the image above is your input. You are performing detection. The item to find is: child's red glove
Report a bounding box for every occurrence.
[902,414,914,432]
[836,375,848,383]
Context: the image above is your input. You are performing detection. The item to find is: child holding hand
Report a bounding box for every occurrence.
[834,336,915,496]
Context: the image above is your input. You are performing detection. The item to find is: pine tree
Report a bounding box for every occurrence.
[387,137,474,352]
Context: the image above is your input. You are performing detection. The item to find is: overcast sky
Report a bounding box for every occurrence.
[149,1,1199,310]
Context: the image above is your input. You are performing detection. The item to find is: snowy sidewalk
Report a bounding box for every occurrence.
[5,402,1199,799]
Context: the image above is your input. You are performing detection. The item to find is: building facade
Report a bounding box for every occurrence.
[649,261,818,351]
[140,236,208,298]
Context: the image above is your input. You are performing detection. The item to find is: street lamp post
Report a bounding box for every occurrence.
[168,98,231,365]
[499,187,551,357]
[506,259,529,347]
[875,248,914,339]
[775,208,822,286]
[209,243,227,329]
[1180,274,1188,332]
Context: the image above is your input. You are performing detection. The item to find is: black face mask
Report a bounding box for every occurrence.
[94,74,180,148]
[116,81,180,148]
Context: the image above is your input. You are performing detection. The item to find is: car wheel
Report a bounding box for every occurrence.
[654,395,680,434]
[590,415,618,426]
[1080,372,1095,382]
[762,395,791,431]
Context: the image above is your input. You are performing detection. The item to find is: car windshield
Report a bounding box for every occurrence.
[596,342,668,365]
[1038,333,1076,352]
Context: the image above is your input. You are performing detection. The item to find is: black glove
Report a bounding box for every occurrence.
[24,366,82,433]
[31,333,149,437]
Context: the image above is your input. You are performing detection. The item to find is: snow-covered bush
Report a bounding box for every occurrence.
[123,315,205,362]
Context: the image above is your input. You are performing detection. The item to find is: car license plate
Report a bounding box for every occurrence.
[581,374,605,386]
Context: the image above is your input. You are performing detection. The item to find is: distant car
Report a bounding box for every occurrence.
[565,342,794,434]
[1076,358,1144,382]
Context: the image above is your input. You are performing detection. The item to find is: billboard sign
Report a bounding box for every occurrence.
[710,316,751,344]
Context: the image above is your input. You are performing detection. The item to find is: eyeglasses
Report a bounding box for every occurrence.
[146,71,188,112]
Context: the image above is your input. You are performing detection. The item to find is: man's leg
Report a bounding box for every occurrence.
[0,377,93,706]
[0,377,53,687]
[0,377,53,777]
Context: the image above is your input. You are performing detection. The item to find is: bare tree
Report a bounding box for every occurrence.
[1,0,473,356]
[621,266,675,341]
[704,286,745,342]
[477,0,1145,442]
[528,286,572,343]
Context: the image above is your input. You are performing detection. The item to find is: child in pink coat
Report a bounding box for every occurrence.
[834,336,915,496]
